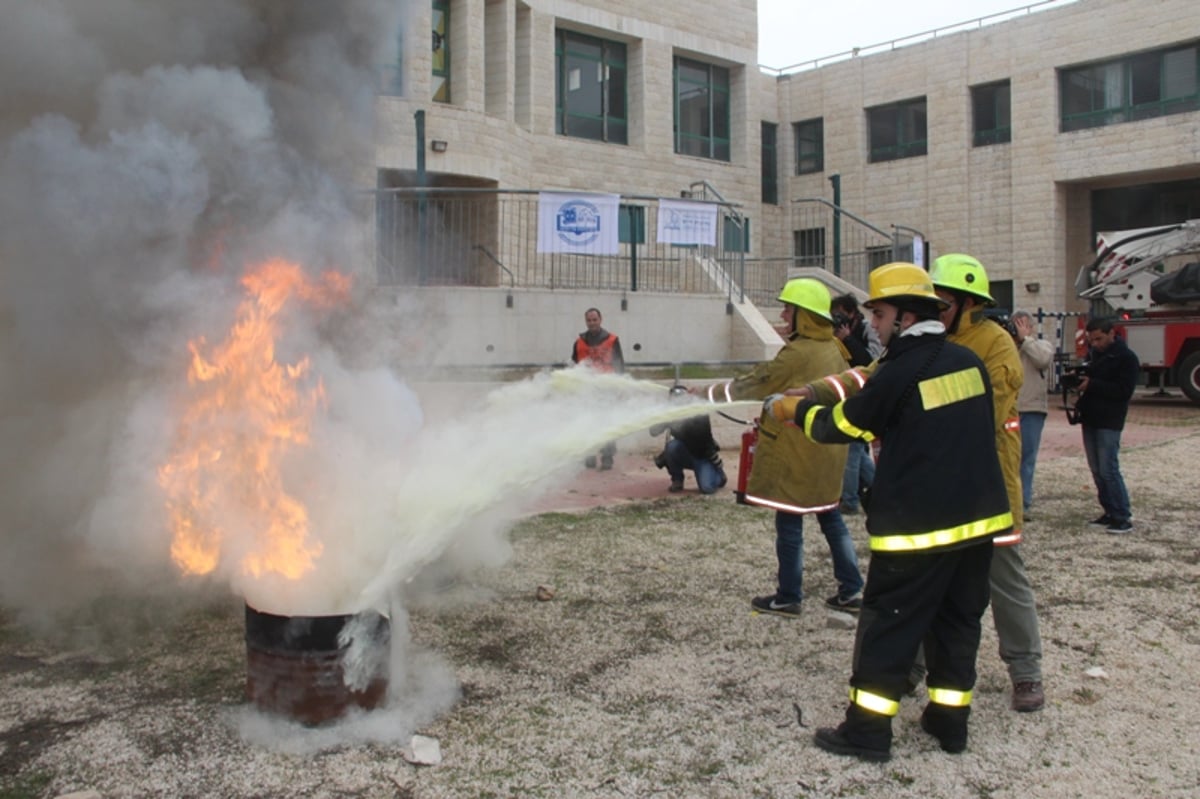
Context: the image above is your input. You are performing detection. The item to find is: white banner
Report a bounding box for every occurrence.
[656,198,719,246]
[537,192,620,255]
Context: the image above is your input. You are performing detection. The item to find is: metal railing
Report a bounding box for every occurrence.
[760,0,1078,76]
[372,187,747,301]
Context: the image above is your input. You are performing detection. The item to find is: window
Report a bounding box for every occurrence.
[555,30,627,144]
[674,57,731,161]
[794,118,824,174]
[724,216,750,253]
[793,228,825,268]
[1061,43,1199,131]
[866,245,893,269]
[432,0,450,103]
[761,122,778,204]
[972,81,1011,145]
[867,98,927,163]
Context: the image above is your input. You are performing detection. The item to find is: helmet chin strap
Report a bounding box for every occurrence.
[947,294,967,335]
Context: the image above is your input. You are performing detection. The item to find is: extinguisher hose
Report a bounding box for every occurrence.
[717,410,754,426]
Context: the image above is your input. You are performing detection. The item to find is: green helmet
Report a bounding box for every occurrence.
[777,278,833,321]
[929,253,996,306]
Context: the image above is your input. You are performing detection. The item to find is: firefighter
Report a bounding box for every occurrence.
[701,278,863,616]
[929,253,1045,713]
[571,307,625,470]
[764,262,1011,761]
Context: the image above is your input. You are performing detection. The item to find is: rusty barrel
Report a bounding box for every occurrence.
[244,603,389,725]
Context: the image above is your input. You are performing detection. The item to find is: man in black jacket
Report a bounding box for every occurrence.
[1072,317,1140,534]
[649,387,726,494]
[765,263,1011,762]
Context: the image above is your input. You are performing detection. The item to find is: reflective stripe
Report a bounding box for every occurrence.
[1003,417,1020,432]
[743,493,839,515]
[801,404,823,438]
[869,511,1013,552]
[850,687,900,717]
[707,382,733,404]
[927,687,973,707]
[822,375,848,402]
[848,368,868,388]
[832,403,875,442]
[993,531,1023,546]
[918,367,986,410]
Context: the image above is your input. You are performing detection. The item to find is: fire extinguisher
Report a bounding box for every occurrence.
[735,423,758,505]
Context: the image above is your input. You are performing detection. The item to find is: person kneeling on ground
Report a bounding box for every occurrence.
[649,387,727,494]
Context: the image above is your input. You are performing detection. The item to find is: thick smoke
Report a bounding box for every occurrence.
[0,0,404,628]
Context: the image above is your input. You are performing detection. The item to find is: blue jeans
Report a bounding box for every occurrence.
[664,439,725,494]
[1019,412,1046,511]
[774,509,864,604]
[841,441,875,509]
[1081,425,1131,522]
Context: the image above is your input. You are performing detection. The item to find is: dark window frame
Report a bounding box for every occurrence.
[761,122,778,205]
[673,56,731,162]
[1060,42,1200,132]
[793,227,826,268]
[867,97,927,163]
[793,118,824,174]
[972,80,1012,146]
[432,0,450,103]
[555,29,628,144]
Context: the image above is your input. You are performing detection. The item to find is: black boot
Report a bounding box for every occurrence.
[813,705,892,762]
[919,704,970,754]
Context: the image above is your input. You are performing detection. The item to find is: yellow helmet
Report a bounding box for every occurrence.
[929,253,996,306]
[865,262,948,309]
[777,278,833,321]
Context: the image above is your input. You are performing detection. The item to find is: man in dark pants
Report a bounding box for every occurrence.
[649,387,727,494]
[571,307,625,470]
[1072,317,1140,534]
[765,263,1011,761]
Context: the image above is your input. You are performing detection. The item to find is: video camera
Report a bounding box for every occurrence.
[1060,361,1090,425]
[1060,361,1090,392]
[983,307,1018,338]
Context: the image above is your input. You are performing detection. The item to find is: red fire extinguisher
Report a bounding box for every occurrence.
[735,424,758,505]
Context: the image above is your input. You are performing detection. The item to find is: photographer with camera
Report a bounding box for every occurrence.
[1012,310,1056,516]
[1073,317,1140,534]
[649,387,726,494]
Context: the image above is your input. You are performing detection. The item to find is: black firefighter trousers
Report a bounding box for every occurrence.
[840,541,994,751]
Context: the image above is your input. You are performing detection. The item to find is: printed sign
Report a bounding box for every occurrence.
[656,198,719,246]
[537,192,620,254]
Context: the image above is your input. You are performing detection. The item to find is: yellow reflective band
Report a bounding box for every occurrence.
[801,404,823,438]
[832,403,875,442]
[918,367,985,410]
[869,511,1014,552]
[927,687,973,707]
[850,687,900,717]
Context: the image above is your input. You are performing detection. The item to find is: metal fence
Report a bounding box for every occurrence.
[373,187,747,303]
[370,186,924,312]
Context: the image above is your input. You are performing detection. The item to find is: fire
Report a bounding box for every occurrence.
[159,258,351,580]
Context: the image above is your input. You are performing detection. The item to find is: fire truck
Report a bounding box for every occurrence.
[1074,219,1200,404]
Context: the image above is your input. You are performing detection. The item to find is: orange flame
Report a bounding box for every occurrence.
[159,258,351,580]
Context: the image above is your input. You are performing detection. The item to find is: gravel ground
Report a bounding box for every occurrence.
[2,396,1199,799]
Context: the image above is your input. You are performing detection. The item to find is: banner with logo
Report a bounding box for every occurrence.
[656,198,719,246]
[537,192,620,255]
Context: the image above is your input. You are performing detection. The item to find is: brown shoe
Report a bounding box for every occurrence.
[1012,681,1044,712]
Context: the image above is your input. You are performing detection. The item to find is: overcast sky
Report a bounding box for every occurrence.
[756,0,1078,70]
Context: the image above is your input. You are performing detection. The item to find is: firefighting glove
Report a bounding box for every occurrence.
[762,393,801,424]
